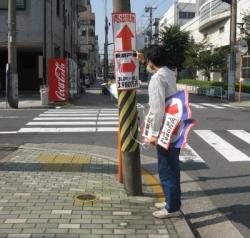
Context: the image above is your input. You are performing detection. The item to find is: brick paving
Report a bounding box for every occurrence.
[0,144,183,238]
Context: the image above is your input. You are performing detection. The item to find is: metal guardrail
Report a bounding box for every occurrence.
[197,86,224,100]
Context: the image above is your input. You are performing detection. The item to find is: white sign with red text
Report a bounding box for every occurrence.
[49,59,69,102]
[112,13,136,52]
[115,52,139,90]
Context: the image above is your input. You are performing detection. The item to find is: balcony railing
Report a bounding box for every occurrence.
[199,0,230,31]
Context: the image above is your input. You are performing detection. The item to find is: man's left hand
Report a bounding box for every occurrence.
[144,136,158,145]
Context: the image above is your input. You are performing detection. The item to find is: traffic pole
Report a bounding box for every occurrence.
[7,0,18,108]
[113,0,142,196]
[238,55,243,103]
[228,0,237,101]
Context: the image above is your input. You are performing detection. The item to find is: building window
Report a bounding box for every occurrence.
[219,26,224,33]
[56,0,61,17]
[179,11,195,19]
[0,0,26,10]
[90,20,95,26]
[89,29,95,37]
[81,30,87,36]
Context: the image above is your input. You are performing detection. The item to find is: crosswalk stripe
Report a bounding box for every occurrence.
[45,110,100,114]
[189,103,206,109]
[220,104,236,108]
[98,117,118,120]
[18,128,97,133]
[39,113,99,117]
[26,122,96,126]
[180,144,205,163]
[228,130,250,144]
[97,127,118,132]
[98,114,118,116]
[33,117,98,121]
[194,130,250,162]
[97,121,118,125]
[200,103,225,109]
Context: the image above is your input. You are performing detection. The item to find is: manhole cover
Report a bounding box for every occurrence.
[74,194,97,203]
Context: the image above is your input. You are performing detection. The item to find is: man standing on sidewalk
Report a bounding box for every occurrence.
[137,45,181,219]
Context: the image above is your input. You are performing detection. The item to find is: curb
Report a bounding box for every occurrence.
[142,168,196,238]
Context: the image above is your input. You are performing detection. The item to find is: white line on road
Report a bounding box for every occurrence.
[0,131,18,134]
[26,121,97,126]
[99,114,118,116]
[194,130,250,162]
[18,127,97,133]
[97,121,118,125]
[33,117,98,121]
[44,111,100,114]
[220,104,237,108]
[228,130,250,144]
[189,103,206,109]
[200,103,225,109]
[180,144,205,163]
[98,117,118,120]
[39,113,99,117]
[97,127,118,132]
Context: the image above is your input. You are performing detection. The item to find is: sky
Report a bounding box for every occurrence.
[91,0,174,56]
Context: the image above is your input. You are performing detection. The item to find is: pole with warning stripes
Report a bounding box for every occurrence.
[112,0,142,195]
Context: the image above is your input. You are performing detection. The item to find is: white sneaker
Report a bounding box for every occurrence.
[154,202,166,209]
[152,208,181,219]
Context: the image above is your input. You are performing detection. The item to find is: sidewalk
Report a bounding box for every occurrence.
[0,143,194,238]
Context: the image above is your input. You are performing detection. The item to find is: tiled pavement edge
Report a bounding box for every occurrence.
[0,143,195,238]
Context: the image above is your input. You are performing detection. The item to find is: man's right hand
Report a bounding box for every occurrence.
[136,51,146,65]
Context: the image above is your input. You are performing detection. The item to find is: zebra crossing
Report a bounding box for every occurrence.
[189,102,241,109]
[184,129,250,164]
[18,108,119,133]
[16,108,250,164]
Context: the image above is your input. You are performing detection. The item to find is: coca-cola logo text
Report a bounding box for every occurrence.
[55,62,67,101]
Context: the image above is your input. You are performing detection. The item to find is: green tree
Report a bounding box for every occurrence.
[184,38,206,78]
[243,12,250,51]
[195,48,227,81]
[159,25,190,71]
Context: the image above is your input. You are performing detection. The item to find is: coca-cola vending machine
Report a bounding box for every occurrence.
[49,59,69,102]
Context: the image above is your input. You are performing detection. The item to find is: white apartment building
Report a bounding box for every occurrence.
[181,0,250,81]
[159,0,197,31]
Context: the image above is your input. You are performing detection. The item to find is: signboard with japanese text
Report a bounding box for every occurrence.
[114,52,139,90]
[112,13,136,52]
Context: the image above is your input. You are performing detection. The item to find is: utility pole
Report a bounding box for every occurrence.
[223,0,237,101]
[7,0,18,108]
[104,15,109,82]
[113,0,142,196]
[43,0,47,86]
[63,0,66,58]
[145,6,156,46]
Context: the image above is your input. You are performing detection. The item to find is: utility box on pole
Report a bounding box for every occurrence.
[112,0,142,196]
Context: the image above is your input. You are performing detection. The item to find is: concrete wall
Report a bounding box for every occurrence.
[0,0,43,49]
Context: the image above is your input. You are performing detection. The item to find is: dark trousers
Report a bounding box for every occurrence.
[157,146,181,213]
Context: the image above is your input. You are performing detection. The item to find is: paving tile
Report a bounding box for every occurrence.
[5,219,26,224]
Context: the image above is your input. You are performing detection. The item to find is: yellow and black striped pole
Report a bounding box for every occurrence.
[113,0,142,196]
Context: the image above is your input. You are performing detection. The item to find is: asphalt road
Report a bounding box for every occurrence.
[0,85,250,237]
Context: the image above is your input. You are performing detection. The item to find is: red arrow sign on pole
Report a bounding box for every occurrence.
[117,24,134,51]
[120,60,136,73]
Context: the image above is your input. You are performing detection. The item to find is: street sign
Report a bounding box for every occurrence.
[112,13,136,52]
[115,52,139,90]
[236,39,248,55]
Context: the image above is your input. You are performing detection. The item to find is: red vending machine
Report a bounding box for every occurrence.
[48,59,69,102]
